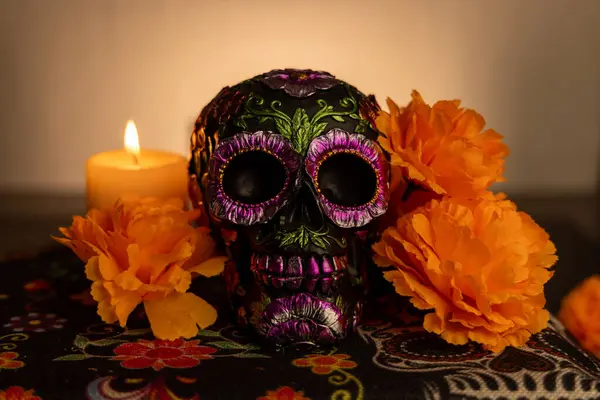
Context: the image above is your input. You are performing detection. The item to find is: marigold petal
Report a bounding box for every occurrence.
[85,256,101,281]
[114,270,144,291]
[98,253,121,281]
[90,281,108,302]
[97,299,118,324]
[187,256,228,277]
[144,292,217,340]
[114,292,142,327]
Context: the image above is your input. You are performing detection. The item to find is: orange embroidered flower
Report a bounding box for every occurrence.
[0,386,41,400]
[53,197,227,340]
[258,386,310,400]
[373,196,557,352]
[375,91,508,200]
[0,352,24,370]
[559,275,600,358]
[292,354,357,375]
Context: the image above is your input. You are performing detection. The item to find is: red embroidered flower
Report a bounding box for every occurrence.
[0,352,24,370]
[0,386,41,400]
[69,289,96,306]
[113,338,216,371]
[258,386,310,400]
[23,279,51,292]
[292,354,357,375]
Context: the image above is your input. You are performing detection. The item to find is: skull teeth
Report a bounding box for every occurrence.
[250,254,349,294]
[252,254,348,276]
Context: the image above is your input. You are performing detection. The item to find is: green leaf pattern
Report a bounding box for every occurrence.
[54,325,271,362]
[234,86,371,155]
[275,226,345,250]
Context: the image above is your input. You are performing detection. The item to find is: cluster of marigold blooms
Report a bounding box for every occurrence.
[53,197,226,340]
[371,91,558,353]
[559,275,600,358]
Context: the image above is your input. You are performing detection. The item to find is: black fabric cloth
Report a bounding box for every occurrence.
[0,248,599,400]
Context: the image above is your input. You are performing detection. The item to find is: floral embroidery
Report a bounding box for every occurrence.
[293,354,357,375]
[292,353,364,399]
[0,352,24,370]
[0,386,41,400]
[55,323,268,363]
[70,289,96,306]
[4,313,66,332]
[257,386,310,400]
[261,69,338,98]
[86,376,200,400]
[113,338,216,371]
[23,279,51,291]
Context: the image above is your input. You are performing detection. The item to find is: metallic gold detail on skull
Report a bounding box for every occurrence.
[313,149,382,210]
[219,148,289,207]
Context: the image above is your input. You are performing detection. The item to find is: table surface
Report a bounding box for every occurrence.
[0,193,597,399]
[0,247,600,400]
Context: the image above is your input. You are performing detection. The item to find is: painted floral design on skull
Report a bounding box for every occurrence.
[189,69,389,348]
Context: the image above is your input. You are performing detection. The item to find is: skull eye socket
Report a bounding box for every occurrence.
[207,131,301,225]
[317,152,377,207]
[305,128,389,228]
[222,151,287,204]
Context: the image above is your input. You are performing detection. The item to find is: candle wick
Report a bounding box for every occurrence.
[132,153,140,166]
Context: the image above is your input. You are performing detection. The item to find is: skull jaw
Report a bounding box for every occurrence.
[224,245,365,349]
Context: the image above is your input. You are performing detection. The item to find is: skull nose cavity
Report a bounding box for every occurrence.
[285,179,325,228]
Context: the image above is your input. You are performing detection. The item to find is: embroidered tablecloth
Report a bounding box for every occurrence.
[0,248,599,400]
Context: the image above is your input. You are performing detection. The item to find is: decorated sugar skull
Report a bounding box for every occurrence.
[189,69,389,348]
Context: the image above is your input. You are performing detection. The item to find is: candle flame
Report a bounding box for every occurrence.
[124,120,140,156]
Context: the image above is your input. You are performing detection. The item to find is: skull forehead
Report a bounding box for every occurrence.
[201,69,379,144]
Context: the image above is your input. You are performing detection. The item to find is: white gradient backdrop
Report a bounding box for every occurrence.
[1,0,598,194]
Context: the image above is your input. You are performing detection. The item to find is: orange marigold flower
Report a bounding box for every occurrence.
[53,197,227,340]
[375,91,509,199]
[372,196,557,352]
[559,275,600,358]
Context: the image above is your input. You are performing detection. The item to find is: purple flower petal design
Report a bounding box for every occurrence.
[261,69,339,98]
[257,293,344,345]
[207,131,302,225]
[305,128,389,228]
